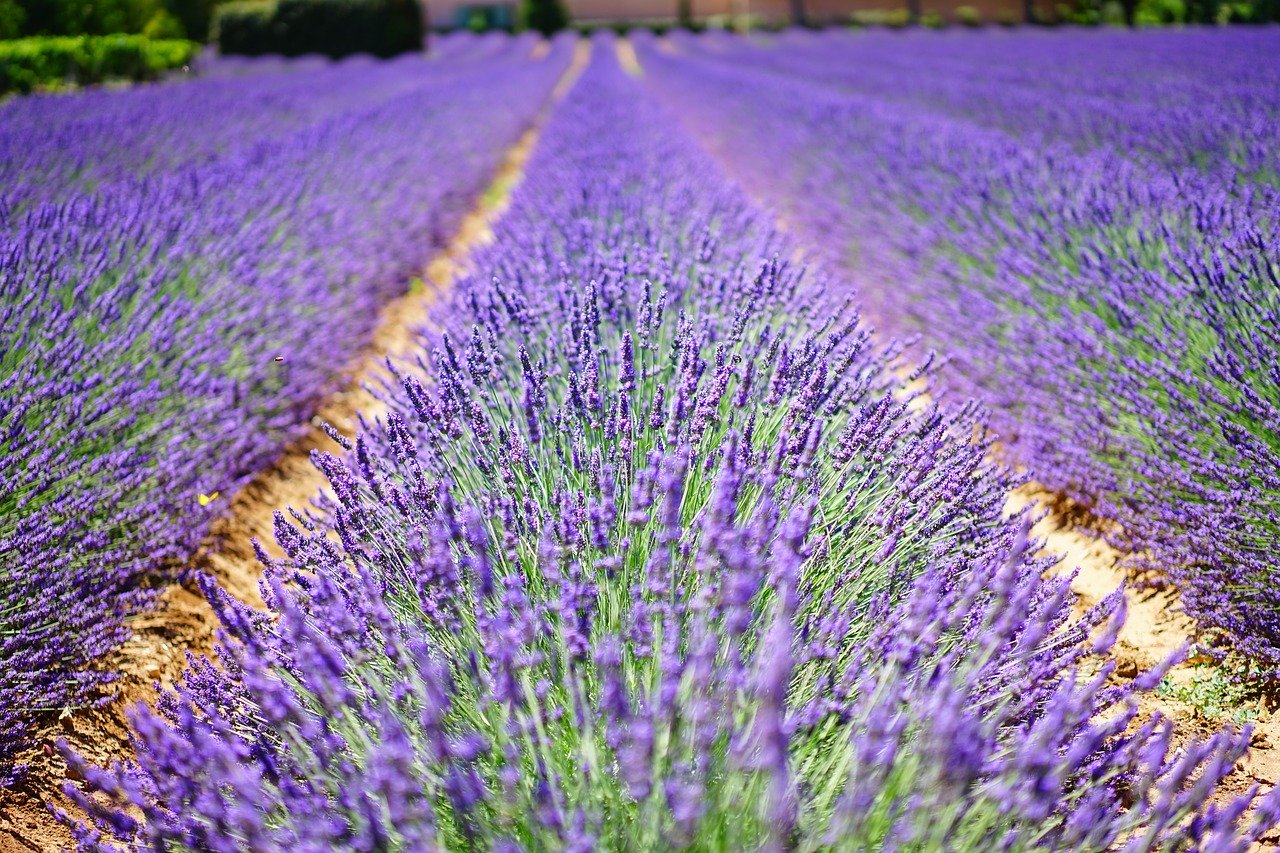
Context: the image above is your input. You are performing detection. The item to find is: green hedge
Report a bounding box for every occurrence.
[518,0,566,34]
[214,0,423,58]
[212,1,273,53]
[0,34,197,93]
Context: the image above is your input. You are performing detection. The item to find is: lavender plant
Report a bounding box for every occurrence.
[64,46,1279,851]
[637,29,1280,673]
[0,34,574,784]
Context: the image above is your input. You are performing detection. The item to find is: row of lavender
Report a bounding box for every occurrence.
[638,29,1280,670]
[0,34,573,784]
[65,44,1279,850]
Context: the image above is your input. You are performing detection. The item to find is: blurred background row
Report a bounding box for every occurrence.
[7,0,1278,39]
[1,0,1276,85]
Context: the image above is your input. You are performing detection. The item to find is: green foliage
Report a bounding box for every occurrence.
[921,10,946,25]
[954,5,983,24]
[849,8,912,26]
[142,7,185,36]
[212,0,273,53]
[215,0,423,58]
[1136,0,1184,23]
[1052,0,1267,22]
[0,0,25,37]
[518,0,566,35]
[273,0,422,56]
[1157,657,1264,725]
[1244,0,1280,20]
[1055,0,1103,22]
[0,33,197,94]
[163,0,220,41]
[19,0,163,36]
[1,0,241,41]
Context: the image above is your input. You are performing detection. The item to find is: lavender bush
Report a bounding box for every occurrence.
[64,45,1280,850]
[638,29,1280,672]
[0,34,574,784]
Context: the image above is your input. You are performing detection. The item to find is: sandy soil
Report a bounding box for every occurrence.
[1008,485,1280,833]
[0,40,590,853]
[616,38,643,76]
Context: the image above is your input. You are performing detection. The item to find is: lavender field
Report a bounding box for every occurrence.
[3,25,1280,852]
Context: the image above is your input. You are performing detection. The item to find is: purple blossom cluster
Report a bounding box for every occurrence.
[65,43,1280,850]
[0,34,574,783]
[637,29,1280,671]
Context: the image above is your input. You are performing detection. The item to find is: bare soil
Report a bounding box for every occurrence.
[616,39,643,76]
[1007,485,1280,842]
[0,40,590,853]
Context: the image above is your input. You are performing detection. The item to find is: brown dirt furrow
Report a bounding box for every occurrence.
[616,38,643,77]
[0,38,590,853]
[1007,485,1280,838]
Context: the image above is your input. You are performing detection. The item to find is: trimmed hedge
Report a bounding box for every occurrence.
[0,34,197,94]
[212,1,273,54]
[214,0,423,58]
[518,0,566,34]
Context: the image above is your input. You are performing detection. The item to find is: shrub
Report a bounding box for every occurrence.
[164,0,220,41]
[922,10,947,25]
[955,4,983,24]
[141,7,185,36]
[0,34,197,94]
[850,8,912,26]
[519,0,566,34]
[0,0,25,37]
[8,0,236,42]
[1136,0,1186,23]
[215,0,422,58]
[271,0,422,57]
[212,0,273,53]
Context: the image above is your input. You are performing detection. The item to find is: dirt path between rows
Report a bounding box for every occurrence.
[1007,487,1280,822]
[616,33,1280,838]
[0,39,590,853]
